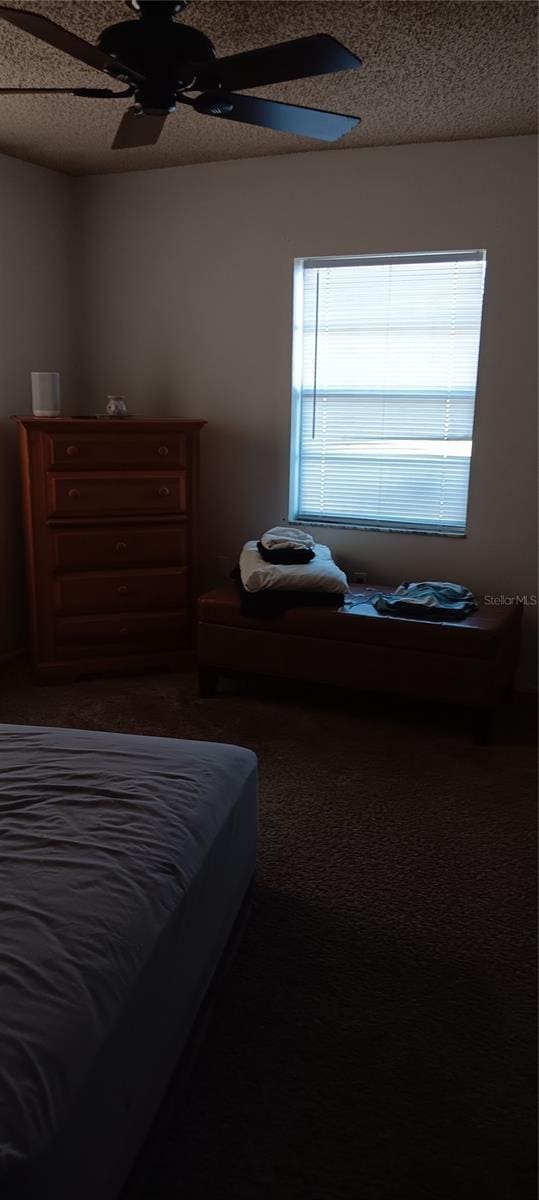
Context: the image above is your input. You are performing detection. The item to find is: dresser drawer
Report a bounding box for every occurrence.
[55,568,186,615]
[53,525,187,569]
[48,433,186,470]
[55,610,187,655]
[15,416,205,680]
[47,473,186,519]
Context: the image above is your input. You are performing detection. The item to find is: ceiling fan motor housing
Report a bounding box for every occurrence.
[99,14,216,112]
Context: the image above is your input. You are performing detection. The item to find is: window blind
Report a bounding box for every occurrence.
[289,250,487,534]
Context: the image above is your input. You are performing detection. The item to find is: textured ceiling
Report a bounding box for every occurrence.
[0,1,536,175]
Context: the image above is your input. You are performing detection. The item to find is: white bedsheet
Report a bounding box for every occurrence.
[0,724,257,1178]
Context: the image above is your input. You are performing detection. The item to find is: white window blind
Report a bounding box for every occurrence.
[289,250,487,534]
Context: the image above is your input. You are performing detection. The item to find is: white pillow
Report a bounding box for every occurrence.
[239,541,348,594]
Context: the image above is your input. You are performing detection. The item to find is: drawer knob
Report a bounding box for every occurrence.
[68,488,80,499]
[115,541,127,552]
[119,627,129,635]
[66,444,79,456]
[157,486,170,497]
[117,585,128,595]
[158,445,169,457]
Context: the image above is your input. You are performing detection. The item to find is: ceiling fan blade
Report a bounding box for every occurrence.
[0,86,131,96]
[191,34,361,93]
[193,93,359,143]
[0,6,144,84]
[112,109,168,150]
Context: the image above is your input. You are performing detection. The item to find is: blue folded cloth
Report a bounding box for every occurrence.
[369,581,477,621]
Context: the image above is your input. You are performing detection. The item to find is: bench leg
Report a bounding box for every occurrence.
[199,666,218,699]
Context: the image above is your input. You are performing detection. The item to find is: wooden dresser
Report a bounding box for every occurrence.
[14,417,206,682]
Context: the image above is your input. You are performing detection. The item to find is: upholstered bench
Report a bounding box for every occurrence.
[196,582,522,740]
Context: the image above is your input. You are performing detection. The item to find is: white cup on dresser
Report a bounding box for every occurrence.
[31,372,61,417]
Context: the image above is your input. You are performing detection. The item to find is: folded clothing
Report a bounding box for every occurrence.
[257,540,315,565]
[230,571,342,617]
[239,541,348,595]
[370,581,477,621]
[260,525,315,552]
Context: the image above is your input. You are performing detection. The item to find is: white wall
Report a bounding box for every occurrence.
[0,154,75,657]
[0,140,535,684]
[77,136,538,687]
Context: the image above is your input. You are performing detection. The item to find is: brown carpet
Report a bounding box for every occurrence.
[0,666,537,1200]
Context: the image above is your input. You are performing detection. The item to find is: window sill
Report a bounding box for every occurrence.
[287,519,466,538]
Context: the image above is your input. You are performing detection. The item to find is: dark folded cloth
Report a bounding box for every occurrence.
[256,540,315,565]
[229,568,340,617]
[371,600,472,621]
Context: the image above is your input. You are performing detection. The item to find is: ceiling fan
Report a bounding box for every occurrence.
[0,0,362,150]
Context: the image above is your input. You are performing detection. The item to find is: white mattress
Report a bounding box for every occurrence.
[0,724,257,1194]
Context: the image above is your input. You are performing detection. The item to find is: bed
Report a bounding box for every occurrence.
[0,723,258,1200]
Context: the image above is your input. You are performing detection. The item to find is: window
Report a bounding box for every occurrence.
[289,250,487,535]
